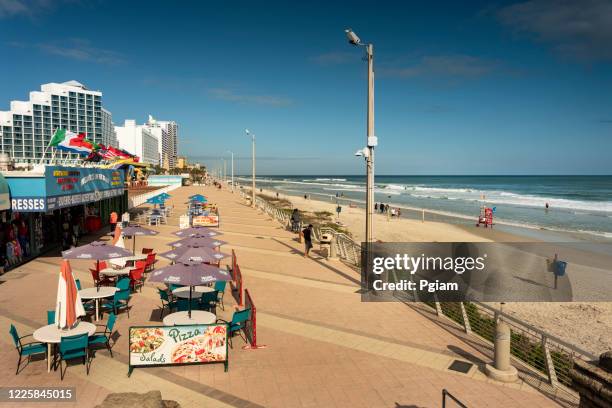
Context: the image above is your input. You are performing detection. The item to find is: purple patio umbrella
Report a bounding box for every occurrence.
[173,226,223,238]
[168,237,228,249]
[62,241,133,272]
[121,224,159,252]
[148,262,232,317]
[159,246,231,264]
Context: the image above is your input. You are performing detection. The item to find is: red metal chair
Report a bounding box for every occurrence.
[91,268,113,287]
[129,267,145,292]
[141,248,154,254]
[89,261,108,275]
[135,260,147,271]
[145,253,157,272]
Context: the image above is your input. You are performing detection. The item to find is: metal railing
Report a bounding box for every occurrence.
[128,184,181,209]
[247,192,362,266]
[442,389,467,408]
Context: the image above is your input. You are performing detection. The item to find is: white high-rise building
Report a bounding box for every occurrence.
[114,119,160,165]
[101,108,117,147]
[0,80,111,163]
[144,115,178,169]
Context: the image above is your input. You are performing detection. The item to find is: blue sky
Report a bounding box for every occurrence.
[1,0,611,175]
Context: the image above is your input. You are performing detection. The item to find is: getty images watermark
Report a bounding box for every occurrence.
[360,242,612,302]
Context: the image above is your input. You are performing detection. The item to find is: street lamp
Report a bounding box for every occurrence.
[226,150,234,192]
[245,129,256,207]
[346,28,377,245]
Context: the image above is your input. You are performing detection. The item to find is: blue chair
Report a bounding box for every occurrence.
[101,289,130,318]
[47,310,55,325]
[116,278,130,291]
[75,279,82,290]
[58,333,89,380]
[89,314,116,358]
[199,290,218,313]
[157,288,176,318]
[217,308,251,348]
[176,298,199,312]
[169,284,184,292]
[9,324,47,375]
[214,281,227,310]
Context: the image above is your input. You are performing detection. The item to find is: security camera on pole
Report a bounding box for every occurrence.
[346,28,377,274]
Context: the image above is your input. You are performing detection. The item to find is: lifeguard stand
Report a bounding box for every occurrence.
[476,207,494,228]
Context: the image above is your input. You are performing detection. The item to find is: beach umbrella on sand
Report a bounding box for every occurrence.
[173,226,222,238]
[189,194,207,203]
[121,224,158,252]
[148,262,231,317]
[168,236,227,249]
[62,241,133,272]
[55,260,86,329]
[159,245,231,264]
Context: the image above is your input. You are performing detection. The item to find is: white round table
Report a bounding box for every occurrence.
[172,286,214,299]
[162,311,216,326]
[100,267,131,277]
[79,287,118,321]
[33,321,96,372]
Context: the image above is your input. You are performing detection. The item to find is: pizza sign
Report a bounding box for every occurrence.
[128,324,228,375]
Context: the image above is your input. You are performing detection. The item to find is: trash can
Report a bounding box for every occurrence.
[554,260,567,277]
[319,233,332,257]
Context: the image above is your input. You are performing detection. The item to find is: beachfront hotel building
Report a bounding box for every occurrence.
[0,80,114,164]
[143,115,178,170]
[114,119,160,165]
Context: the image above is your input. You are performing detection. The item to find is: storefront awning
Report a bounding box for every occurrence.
[0,173,9,211]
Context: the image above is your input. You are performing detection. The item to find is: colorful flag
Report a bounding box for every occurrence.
[50,129,99,155]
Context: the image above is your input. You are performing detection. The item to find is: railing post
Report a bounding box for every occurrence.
[460,302,472,335]
[435,301,442,317]
[542,336,559,387]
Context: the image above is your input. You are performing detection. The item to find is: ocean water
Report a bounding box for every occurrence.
[240,175,612,239]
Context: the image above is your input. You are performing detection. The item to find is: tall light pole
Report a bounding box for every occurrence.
[346,28,377,245]
[223,158,227,183]
[226,150,234,192]
[246,129,256,207]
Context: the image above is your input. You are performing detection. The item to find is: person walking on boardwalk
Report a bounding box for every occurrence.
[302,224,313,258]
[291,208,301,232]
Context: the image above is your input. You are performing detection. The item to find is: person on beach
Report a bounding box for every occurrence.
[302,224,313,258]
[291,209,301,232]
[375,203,378,211]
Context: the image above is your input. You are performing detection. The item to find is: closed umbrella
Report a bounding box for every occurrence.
[168,236,227,248]
[173,226,222,238]
[159,245,230,264]
[121,224,158,252]
[55,260,86,329]
[148,262,231,317]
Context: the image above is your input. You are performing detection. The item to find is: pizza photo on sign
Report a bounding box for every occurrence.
[171,326,227,363]
[130,328,166,354]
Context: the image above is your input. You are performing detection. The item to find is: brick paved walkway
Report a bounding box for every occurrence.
[0,185,561,407]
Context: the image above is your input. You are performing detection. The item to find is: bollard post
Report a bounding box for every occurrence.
[485,319,518,382]
[329,234,338,260]
[422,209,425,222]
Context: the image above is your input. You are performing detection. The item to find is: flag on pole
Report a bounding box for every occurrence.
[99,144,134,160]
[55,260,85,329]
[50,129,99,155]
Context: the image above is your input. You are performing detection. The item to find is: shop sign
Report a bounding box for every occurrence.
[46,166,124,197]
[192,215,220,227]
[128,324,228,376]
[11,197,47,211]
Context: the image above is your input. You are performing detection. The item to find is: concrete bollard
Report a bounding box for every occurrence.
[485,319,518,382]
[329,235,338,260]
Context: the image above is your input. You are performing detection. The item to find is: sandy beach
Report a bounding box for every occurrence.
[254,186,612,355]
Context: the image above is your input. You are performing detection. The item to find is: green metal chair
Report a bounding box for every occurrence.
[58,333,90,380]
[88,313,116,357]
[101,289,131,317]
[47,310,55,325]
[217,308,251,348]
[176,298,199,312]
[157,288,176,318]
[75,279,82,290]
[199,290,218,313]
[116,278,130,291]
[9,324,47,375]
[214,281,227,310]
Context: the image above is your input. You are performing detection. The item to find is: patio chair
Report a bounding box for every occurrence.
[214,281,227,310]
[9,324,46,375]
[177,298,200,312]
[157,288,176,318]
[199,290,218,313]
[90,268,113,288]
[116,277,130,291]
[129,267,145,292]
[217,308,251,348]
[58,333,90,380]
[88,313,116,358]
[101,289,131,318]
[75,279,82,290]
[145,253,158,272]
[47,310,55,325]
[141,248,154,254]
[89,261,108,275]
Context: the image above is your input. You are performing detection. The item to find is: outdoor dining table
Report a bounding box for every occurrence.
[171,286,214,299]
[100,267,132,277]
[162,311,216,326]
[33,321,96,372]
[110,254,147,267]
[79,287,118,321]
